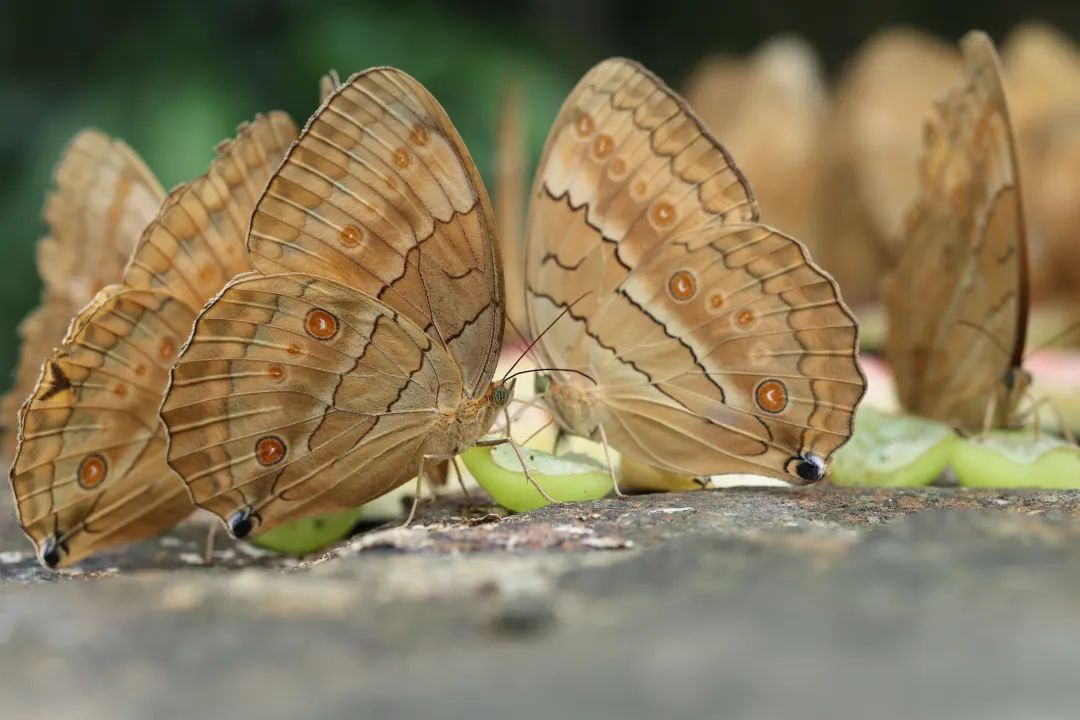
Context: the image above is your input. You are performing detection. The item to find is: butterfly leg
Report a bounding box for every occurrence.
[203,520,219,565]
[980,393,999,439]
[596,424,624,497]
[1018,395,1077,445]
[404,458,428,527]
[476,436,559,504]
[521,416,555,447]
[449,455,472,501]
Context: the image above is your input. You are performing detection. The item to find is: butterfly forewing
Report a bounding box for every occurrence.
[526,58,865,482]
[247,68,503,396]
[161,67,505,536]
[885,31,1027,430]
[123,112,298,313]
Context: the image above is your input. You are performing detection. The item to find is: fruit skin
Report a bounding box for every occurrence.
[249,507,366,555]
[831,409,958,487]
[461,444,612,512]
[953,432,1080,489]
[619,457,701,492]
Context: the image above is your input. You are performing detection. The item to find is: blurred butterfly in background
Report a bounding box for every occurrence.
[523,58,867,485]
[884,31,1031,432]
[9,113,298,567]
[0,132,166,463]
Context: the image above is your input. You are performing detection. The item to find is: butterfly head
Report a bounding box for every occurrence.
[489,379,517,410]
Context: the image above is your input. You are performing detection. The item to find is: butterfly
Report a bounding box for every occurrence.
[523,58,866,484]
[1,131,166,462]
[159,67,512,539]
[884,31,1030,432]
[9,112,298,567]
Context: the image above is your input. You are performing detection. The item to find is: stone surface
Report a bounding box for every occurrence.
[3,486,1080,719]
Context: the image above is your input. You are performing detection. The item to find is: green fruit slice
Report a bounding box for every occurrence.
[461,442,613,512]
[831,408,957,487]
[953,431,1080,488]
[250,506,365,555]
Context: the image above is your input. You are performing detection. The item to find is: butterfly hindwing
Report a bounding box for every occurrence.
[11,289,194,567]
[161,273,464,535]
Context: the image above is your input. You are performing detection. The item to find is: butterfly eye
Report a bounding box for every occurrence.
[228,507,256,539]
[492,385,510,407]
[77,454,108,489]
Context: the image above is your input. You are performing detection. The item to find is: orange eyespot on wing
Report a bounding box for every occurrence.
[340,225,362,247]
[755,380,789,414]
[668,271,697,301]
[77,454,108,489]
[256,436,287,466]
[305,308,339,340]
[651,201,678,227]
[734,308,756,328]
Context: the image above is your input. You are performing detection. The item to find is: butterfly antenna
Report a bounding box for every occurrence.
[955,319,1012,359]
[502,292,592,380]
[505,367,597,386]
[1024,319,1080,360]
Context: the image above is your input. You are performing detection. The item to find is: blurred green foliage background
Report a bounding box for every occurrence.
[1,0,1077,392]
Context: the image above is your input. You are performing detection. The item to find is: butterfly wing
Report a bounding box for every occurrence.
[161,67,504,534]
[37,130,166,307]
[123,112,298,313]
[2,131,166,461]
[526,58,865,482]
[885,31,1027,430]
[161,274,465,536]
[10,289,194,567]
[9,114,297,566]
[247,67,503,397]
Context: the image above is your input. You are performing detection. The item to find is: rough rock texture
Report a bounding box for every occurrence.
[3,486,1080,719]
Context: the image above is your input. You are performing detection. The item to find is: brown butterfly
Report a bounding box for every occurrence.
[10,112,297,567]
[1,131,166,462]
[524,58,866,484]
[884,31,1030,431]
[159,67,512,538]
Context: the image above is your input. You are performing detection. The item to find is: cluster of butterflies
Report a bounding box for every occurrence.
[0,31,1041,569]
